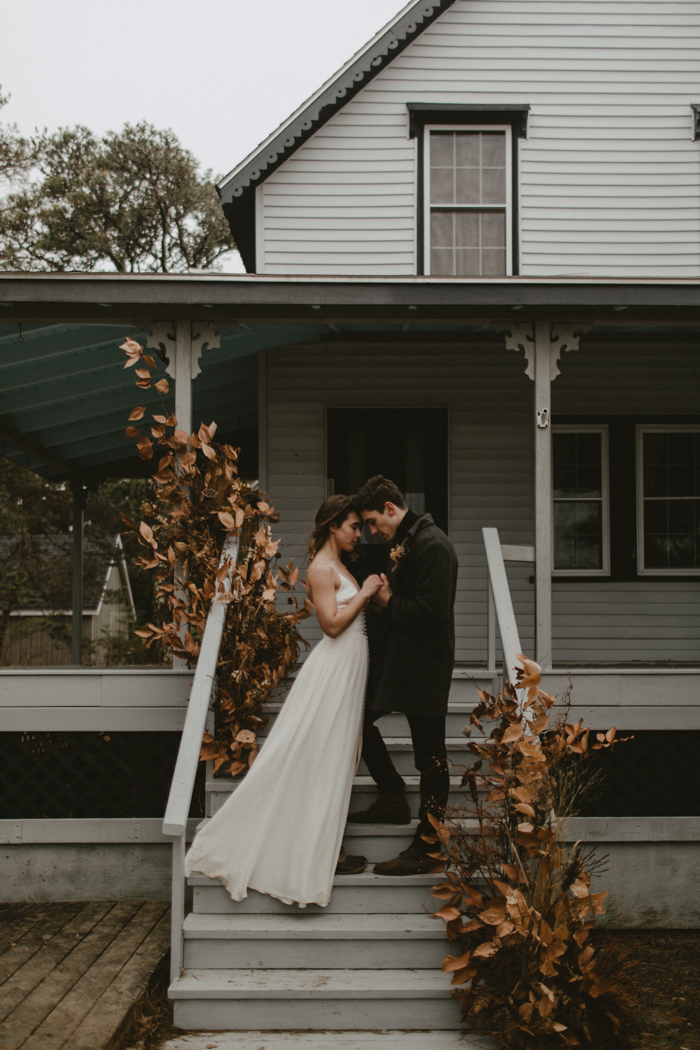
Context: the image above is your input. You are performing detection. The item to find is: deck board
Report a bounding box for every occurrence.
[0,904,82,985]
[0,901,170,1049]
[64,907,170,1050]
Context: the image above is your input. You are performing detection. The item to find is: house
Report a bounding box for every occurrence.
[0,533,135,666]
[1,0,700,1033]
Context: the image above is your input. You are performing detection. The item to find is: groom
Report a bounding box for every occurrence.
[348,475,458,876]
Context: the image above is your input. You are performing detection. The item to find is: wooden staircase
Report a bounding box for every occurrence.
[168,678,494,1032]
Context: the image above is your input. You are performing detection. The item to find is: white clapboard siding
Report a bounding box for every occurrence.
[257,0,700,277]
[266,329,700,667]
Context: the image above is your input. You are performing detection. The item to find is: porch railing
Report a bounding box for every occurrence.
[162,533,238,983]
[483,526,534,686]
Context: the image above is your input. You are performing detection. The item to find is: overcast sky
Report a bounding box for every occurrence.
[1,0,402,177]
[0,0,403,269]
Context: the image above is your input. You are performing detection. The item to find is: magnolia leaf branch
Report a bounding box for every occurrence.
[119,337,310,776]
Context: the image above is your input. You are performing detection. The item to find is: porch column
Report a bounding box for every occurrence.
[71,479,87,666]
[172,319,193,434]
[533,321,552,669]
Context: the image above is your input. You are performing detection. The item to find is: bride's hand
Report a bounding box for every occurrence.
[360,574,383,600]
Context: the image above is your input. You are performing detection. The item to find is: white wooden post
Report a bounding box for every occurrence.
[534,321,553,669]
[71,480,86,666]
[486,579,496,673]
[172,319,193,435]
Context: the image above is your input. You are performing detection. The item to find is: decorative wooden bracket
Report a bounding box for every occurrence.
[495,321,590,381]
[143,321,229,380]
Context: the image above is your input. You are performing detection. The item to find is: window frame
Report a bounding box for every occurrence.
[636,423,700,577]
[423,124,513,278]
[552,424,610,578]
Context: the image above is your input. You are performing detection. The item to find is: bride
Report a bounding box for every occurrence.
[184,494,383,908]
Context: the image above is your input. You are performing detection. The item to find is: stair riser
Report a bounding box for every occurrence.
[259,711,475,738]
[183,938,448,969]
[357,748,474,776]
[208,785,469,818]
[173,996,463,1031]
[192,883,439,915]
[342,830,415,860]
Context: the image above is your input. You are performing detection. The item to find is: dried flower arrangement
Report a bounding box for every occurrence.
[119,337,310,776]
[429,656,639,1048]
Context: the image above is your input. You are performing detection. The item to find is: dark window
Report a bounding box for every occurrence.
[553,428,608,573]
[639,428,700,572]
[327,408,448,575]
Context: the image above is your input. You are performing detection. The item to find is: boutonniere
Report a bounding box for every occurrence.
[389,543,407,573]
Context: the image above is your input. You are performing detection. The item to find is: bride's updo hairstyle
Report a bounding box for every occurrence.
[309,494,359,560]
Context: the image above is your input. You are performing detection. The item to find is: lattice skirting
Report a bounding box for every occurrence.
[0,732,205,819]
[577,730,700,817]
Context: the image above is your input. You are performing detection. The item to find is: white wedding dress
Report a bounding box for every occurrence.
[184,571,368,908]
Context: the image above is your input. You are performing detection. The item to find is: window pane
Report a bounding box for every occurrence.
[455,167,480,205]
[454,212,480,248]
[644,497,700,569]
[481,211,506,247]
[481,248,507,276]
[643,432,668,497]
[455,249,480,275]
[554,501,602,570]
[454,132,480,168]
[481,167,506,205]
[430,132,454,167]
[430,167,454,205]
[431,211,454,248]
[553,432,602,498]
[480,132,506,168]
[430,248,454,276]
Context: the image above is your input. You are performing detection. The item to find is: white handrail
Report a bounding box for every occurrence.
[162,532,238,982]
[482,527,533,687]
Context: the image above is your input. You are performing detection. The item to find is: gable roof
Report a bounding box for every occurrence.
[218,0,459,270]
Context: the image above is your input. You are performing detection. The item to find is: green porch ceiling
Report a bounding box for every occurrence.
[2,313,700,482]
[0,322,325,479]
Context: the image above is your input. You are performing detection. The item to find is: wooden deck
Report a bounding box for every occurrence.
[0,900,170,1050]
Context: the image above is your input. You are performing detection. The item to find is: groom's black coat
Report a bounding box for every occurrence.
[368,511,458,718]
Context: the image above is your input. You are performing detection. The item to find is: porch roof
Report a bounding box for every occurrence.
[1,272,699,480]
[2,272,700,325]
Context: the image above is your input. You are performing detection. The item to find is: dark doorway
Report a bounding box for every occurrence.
[327,407,449,576]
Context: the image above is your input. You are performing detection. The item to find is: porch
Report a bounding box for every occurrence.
[1,274,700,1028]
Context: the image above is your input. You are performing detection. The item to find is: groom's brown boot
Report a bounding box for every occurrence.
[373,844,445,877]
[346,789,411,825]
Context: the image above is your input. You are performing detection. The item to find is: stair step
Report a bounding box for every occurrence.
[190,871,440,915]
[258,702,478,737]
[164,1031,496,1050]
[170,968,464,1030]
[182,912,448,969]
[207,775,473,818]
[343,818,477,860]
[191,817,479,863]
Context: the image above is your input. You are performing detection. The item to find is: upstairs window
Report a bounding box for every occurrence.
[424,126,512,276]
[553,426,609,575]
[637,426,700,574]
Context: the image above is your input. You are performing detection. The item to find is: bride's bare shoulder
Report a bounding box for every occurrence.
[306,559,338,589]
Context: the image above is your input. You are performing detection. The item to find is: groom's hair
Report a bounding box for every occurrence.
[354,475,407,513]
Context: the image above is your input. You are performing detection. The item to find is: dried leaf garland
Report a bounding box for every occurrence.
[432,657,637,1048]
[119,337,310,775]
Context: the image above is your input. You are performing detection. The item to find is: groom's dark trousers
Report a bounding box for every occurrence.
[362,708,449,849]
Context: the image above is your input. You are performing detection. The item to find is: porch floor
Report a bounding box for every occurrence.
[0,899,170,1050]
